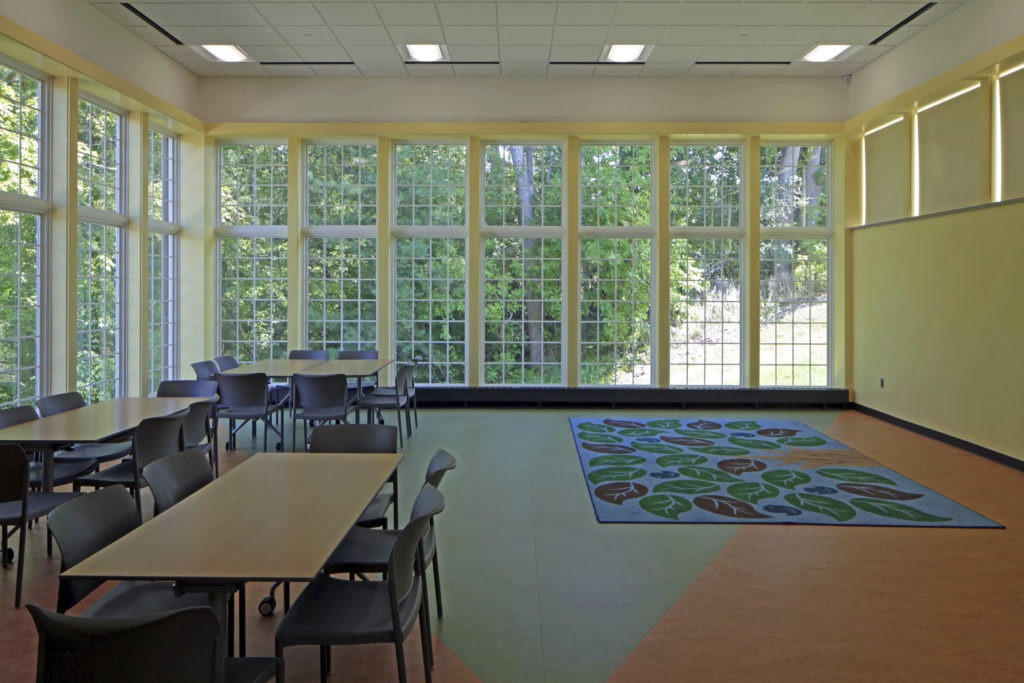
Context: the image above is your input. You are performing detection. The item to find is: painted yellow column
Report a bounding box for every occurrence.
[654,136,671,388]
[376,137,393,375]
[744,136,761,388]
[564,136,580,387]
[467,137,482,387]
[49,76,78,393]
[832,139,848,390]
[287,136,303,351]
[125,111,148,395]
[178,133,214,368]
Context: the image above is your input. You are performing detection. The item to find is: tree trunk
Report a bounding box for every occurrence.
[511,146,546,366]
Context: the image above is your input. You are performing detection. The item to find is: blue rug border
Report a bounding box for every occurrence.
[570,417,1004,529]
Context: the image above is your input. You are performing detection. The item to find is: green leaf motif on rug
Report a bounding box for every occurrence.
[725,421,762,431]
[728,482,780,503]
[587,466,647,484]
[631,441,687,455]
[674,429,727,440]
[817,468,897,486]
[762,469,812,489]
[646,419,683,429]
[588,454,647,467]
[728,436,781,450]
[577,433,624,444]
[578,422,616,433]
[692,445,750,456]
[850,498,952,523]
[639,494,692,520]
[653,480,721,495]
[618,428,664,437]
[677,466,743,482]
[778,436,828,447]
[655,454,708,467]
[784,493,856,522]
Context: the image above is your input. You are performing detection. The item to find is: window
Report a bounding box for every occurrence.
[482,143,563,385]
[760,144,829,229]
[218,143,289,359]
[77,99,122,213]
[0,211,41,408]
[669,144,741,228]
[148,128,177,223]
[863,118,907,223]
[148,233,176,394]
[77,222,121,401]
[305,237,377,353]
[0,63,42,198]
[394,143,467,384]
[306,143,377,226]
[580,144,652,385]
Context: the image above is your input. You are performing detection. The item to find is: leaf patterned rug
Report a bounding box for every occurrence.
[571,418,1001,527]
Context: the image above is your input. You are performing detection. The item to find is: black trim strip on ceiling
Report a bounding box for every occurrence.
[261,61,356,66]
[871,2,936,45]
[548,61,647,66]
[696,61,791,65]
[403,61,501,65]
[121,3,183,45]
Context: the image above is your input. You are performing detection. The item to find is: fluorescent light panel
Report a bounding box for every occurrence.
[199,44,250,62]
[606,44,646,63]
[802,44,850,62]
[407,44,445,62]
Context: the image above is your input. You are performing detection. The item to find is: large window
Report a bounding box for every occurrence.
[0,63,42,198]
[394,143,467,384]
[148,128,177,223]
[482,143,563,385]
[77,222,121,401]
[306,143,377,227]
[580,144,652,385]
[148,233,176,394]
[77,99,122,213]
[218,143,288,359]
[760,144,829,229]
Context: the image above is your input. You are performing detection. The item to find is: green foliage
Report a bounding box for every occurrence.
[219,143,289,225]
[77,99,121,212]
[394,144,466,226]
[0,65,41,197]
[760,145,829,228]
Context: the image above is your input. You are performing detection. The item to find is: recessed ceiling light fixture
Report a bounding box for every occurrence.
[406,44,446,62]
[802,44,851,62]
[604,44,648,63]
[195,44,250,62]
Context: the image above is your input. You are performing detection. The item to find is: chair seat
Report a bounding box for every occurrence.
[326,525,436,575]
[0,491,81,524]
[219,405,282,420]
[82,580,213,618]
[275,575,422,646]
[29,459,98,488]
[226,656,279,683]
[356,491,394,528]
[61,440,133,464]
[75,460,138,488]
[294,406,350,421]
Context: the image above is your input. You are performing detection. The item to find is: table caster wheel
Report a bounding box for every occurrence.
[258,596,276,616]
[3,547,13,565]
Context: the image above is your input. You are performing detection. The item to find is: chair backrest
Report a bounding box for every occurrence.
[288,349,329,360]
[308,424,398,453]
[36,392,87,417]
[388,501,435,607]
[292,373,349,410]
[336,349,378,360]
[0,405,39,428]
[27,604,225,683]
[142,449,214,516]
[156,379,219,399]
[393,363,417,396]
[133,414,186,470]
[191,360,220,380]
[215,373,269,410]
[0,443,29,507]
[47,485,139,612]
[424,449,457,488]
[213,355,239,371]
[156,381,218,447]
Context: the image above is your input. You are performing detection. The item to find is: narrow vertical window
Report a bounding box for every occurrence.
[0,63,42,198]
[148,233,176,394]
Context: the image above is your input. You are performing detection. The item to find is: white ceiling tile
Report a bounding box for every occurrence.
[843,3,924,26]
[166,26,232,43]
[547,64,596,76]
[698,45,757,62]
[747,45,803,62]
[293,45,353,62]
[195,4,270,26]
[436,2,497,26]
[183,62,229,77]
[127,24,177,47]
[262,63,317,76]
[549,45,601,61]
[675,3,748,26]
[555,4,618,25]
[344,45,403,62]
[604,27,665,44]
[125,3,210,26]
[253,3,325,26]
[499,26,553,45]
[594,64,643,76]
[640,62,693,76]
[157,45,209,63]
[314,3,383,25]
[275,26,340,45]
[687,63,740,76]
[212,61,273,76]
[444,26,499,44]
[500,63,548,76]
[551,26,608,45]
[448,45,500,61]
[375,3,440,25]
[220,26,287,45]
[713,26,776,45]
[93,3,145,25]
[660,26,721,45]
[763,26,833,46]
[331,26,392,46]
[733,63,789,76]
[405,63,456,76]
[453,64,502,76]
[241,45,301,62]
[611,2,688,25]
[497,3,557,26]
[310,64,362,76]
[499,45,550,62]
[356,62,409,76]
[647,45,704,63]
[386,26,446,44]
[779,61,834,76]
[821,25,890,45]
[874,24,923,46]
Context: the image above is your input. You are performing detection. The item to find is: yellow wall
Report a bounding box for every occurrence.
[851,200,1024,460]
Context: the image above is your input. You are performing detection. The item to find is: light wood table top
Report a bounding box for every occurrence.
[0,396,207,446]
[220,358,329,377]
[64,451,402,583]
[295,358,394,378]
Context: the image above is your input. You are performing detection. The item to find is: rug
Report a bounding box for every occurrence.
[570,417,1001,527]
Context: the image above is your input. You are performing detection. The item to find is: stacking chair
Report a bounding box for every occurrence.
[273,486,441,683]
[269,349,331,414]
[337,348,380,399]
[46,485,211,618]
[35,392,134,466]
[72,413,185,522]
[0,444,81,607]
[142,449,214,516]
[156,379,220,475]
[27,604,278,683]
[368,360,420,428]
[326,449,456,619]
[215,373,284,452]
[288,349,329,360]
[214,355,240,372]
[355,363,416,445]
[290,373,352,451]
[0,406,98,488]
[192,360,221,380]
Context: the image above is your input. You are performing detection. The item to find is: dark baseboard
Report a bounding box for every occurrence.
[852,403,1024,472]
[418,386,850,409]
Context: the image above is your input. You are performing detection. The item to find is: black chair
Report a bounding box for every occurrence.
[355,363,416,445]
[337,348,380,399]
[142,449,214,516]
[326,449,456,619]
[367,359,421,428]
[214,355,240,371]
[0,444,80,607]
[290,373,352,451]
[215,373,285,452]
[27,604,278,683]
[288,349,329,360]
[274,485,441,683]
[0,406,98,488]
[156,380,220,476]
[192,360,221,379]
[72,414,185,522]
[35,392,134,465]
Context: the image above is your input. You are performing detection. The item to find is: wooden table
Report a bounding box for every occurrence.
[219,358,329,377]
[0,396,209,490]
[63,451,401,652]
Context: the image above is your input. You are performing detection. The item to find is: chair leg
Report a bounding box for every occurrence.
[394,636,408,683]
[432,553,443,619]
[15,517,25,607]
[420,599,433,682]
[319,645,329,683]
[274,642,286,683]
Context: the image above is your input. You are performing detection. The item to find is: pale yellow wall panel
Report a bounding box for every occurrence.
[851,200,1024,461]
[1000,68,1024,200]
[864,121,907,224]
[918,89,982,215]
